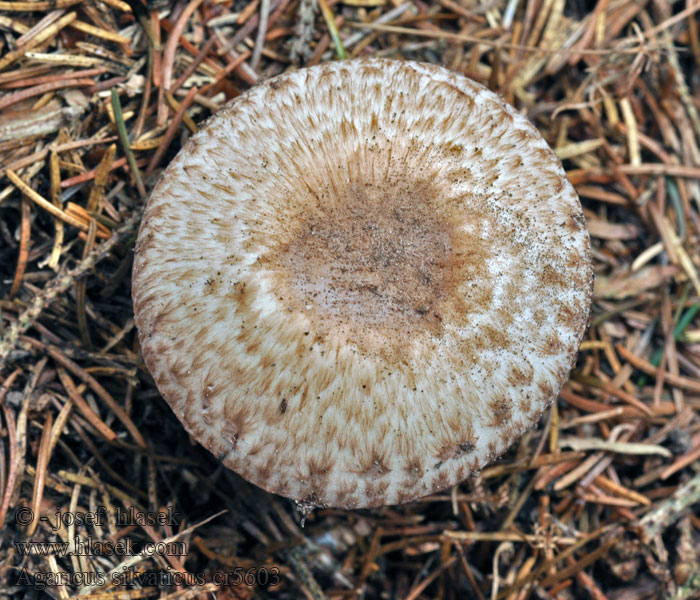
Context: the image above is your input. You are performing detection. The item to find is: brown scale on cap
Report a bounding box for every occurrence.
[132,58,593,509]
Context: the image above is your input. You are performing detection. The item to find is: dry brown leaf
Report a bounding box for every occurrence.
[594,265,677,299]
[587,219,641,240]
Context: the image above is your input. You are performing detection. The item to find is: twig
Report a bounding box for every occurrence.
[639,474,700,544]
[250,0,271,70]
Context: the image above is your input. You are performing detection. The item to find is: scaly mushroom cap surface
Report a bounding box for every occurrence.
[132,59,593,509]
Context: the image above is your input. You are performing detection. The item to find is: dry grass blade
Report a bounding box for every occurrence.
[559,437,672,457]
[0,0,83,9]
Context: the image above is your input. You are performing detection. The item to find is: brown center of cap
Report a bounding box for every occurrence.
[264,175,493,359]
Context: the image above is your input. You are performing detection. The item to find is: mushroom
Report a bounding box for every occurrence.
[132,58,592,509]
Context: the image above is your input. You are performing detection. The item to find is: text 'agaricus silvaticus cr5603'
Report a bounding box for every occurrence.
[132,58,593,509]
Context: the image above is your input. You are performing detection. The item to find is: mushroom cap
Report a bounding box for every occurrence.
[132,58,592,509]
